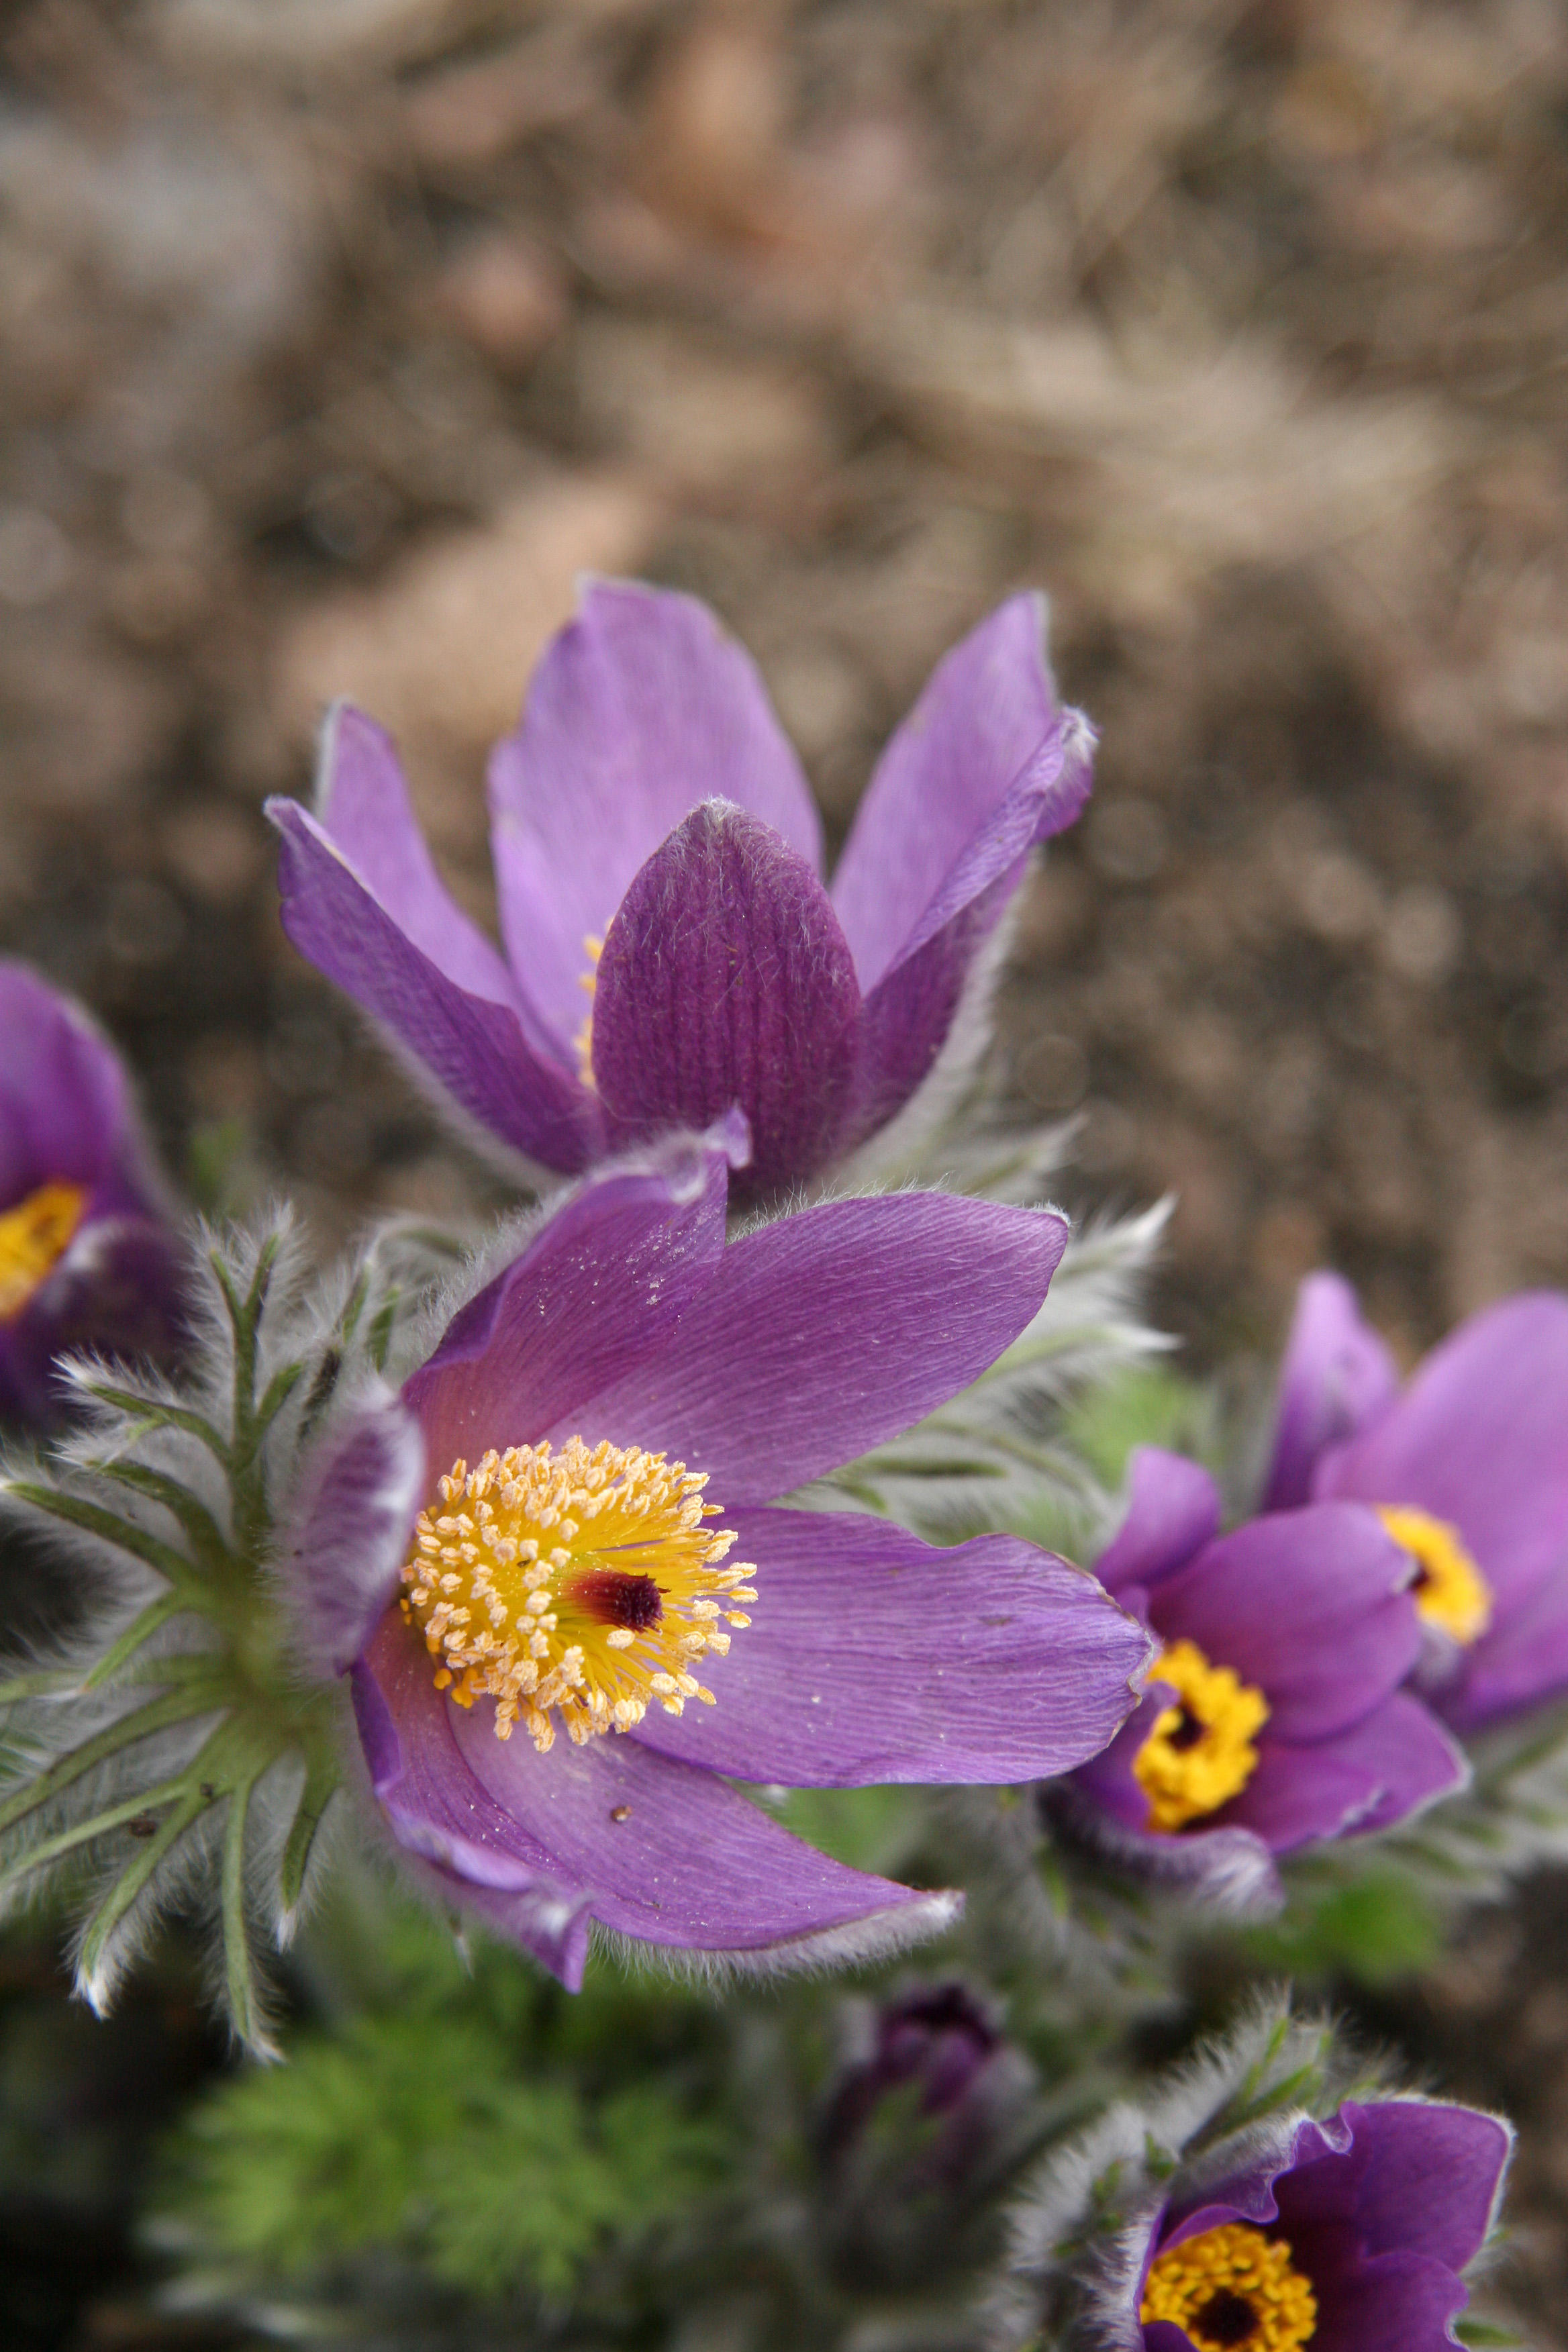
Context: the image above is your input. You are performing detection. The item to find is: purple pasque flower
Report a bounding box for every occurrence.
[1265,1272,1568,1737]
[266,581,1093,1203]
[1059,1447,1466,1910]
[1132,2095,1509,2352]
[0,959,185,1428]
[285,1119,1152,1990]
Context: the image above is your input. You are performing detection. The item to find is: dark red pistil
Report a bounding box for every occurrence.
[566,1569,665,1631]
[1167,1704,1208,1752]
[1193,2288,1260,2346]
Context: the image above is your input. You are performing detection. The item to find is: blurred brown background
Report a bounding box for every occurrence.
[4,1,1568,2335]
[5,0,1568,1367]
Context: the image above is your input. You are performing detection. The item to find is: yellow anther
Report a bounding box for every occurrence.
[574,933,605,1087]
[400,1437,754,1754]
[0,1181,89,1322]
[1140,2222,1316,2349]
[1134,1638,1269,1832]
[1377,1506,1491,1647]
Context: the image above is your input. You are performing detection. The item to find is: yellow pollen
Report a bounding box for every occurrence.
[1133,1637,1269,1833]
[573,934,604,1089]
[1140,2222,1316,2349]
[399,1436,755,1754]
[0,1181,88,1322]
[1377,1506,1491,1647]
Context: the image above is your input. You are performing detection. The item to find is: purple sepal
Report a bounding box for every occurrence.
[591,801,863,1199]
[1045,1775,1285,1916]
[628,1508,1153,1786]
[1264,1272,1400,1510]
[1095,1450,1223,1603]
[285,1389,426,1677]
[487,580,822,1046]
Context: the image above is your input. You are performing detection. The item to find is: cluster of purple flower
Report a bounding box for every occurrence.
[2,579,1548,2341]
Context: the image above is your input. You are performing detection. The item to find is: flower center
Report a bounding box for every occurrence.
[0,1181,88,1322]
[1132,1638,1269,1833]
[399,1437,756,1753]
[573,933,603,1088]
[1376,1505,1491,1646]
[1140,2222,1316,2349]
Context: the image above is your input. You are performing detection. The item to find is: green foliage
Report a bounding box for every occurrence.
[1240,1871,1444,1988]
[1060,1365,1211,1497]
[156,1881,732,2307]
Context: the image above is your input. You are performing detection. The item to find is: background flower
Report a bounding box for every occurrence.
[1265,1274,1568,1734]
[292,1122,1151,1988]
[268,581,1093,1202]
[0,960,185,1429]
[1057,1447,1465,1912]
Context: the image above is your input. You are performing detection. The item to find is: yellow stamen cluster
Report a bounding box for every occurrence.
[1377,1505,1491,1647]
[0,1181,87,1322]
[399,1436,756,1754]
[1140,2221,1316,2349]
[1134,1637,1270,1833]
[574,933,604,1087]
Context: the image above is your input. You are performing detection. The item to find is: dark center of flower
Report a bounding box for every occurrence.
[1166,1704,1208,1752]
[566,1569,665,1632]
[1194,2288,1263,2345]
[399,1437,756,1753]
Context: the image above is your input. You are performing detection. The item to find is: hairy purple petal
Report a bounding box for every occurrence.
[831,595,1083,990]
[560,1192,1069,1505]
[488,581,822,1044]
[1278,2100,1510,2272]
[0,961,132,1197]
[1264,1272,1401,1510]
[1316,1291,1568,1620]
[1094,1449,1222,1604]
[286,1390,426,1675]
[628,1508,1151,1785]
[1046,1774,1284,1916]
[403,1125,739,1477]
[591,802,862,1199]
[269,794,596,1172]
[1149,1506,1420,1741]
[1222,1693,1465,1849]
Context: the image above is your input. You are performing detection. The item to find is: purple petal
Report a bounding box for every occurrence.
[590,802,863,1200]
[350,1623,598,1987]
[1316,1292,1568,1620]
[628,1508,1150,1785]
[830,596,1083,991]
[269,793,596,1173]
[560,1192,1069,1506]
[1309,2251,1472,2352]
[488,581,822,1046]
[402,1124,739,1478]
[285,1391,426,1675]
[1149,1506,1419,1740]
[0,960,132,1197]
[1279,2099,1510,2271]
[1045,1779,1284,1916]
[1440,1547,1568,1732]
[1220,1693,1465,1850]
[1263,1273,1400,1510]
[1094,1449,1222,1604]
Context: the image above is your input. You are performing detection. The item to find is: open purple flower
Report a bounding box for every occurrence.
[0,959,185,1428]
[287,1120,1151,1988]
[1264,1273,1568,1736]
[1132,2096,1509,2352]
[1058,1448,1466,1909]
[266,581,1093,1202]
